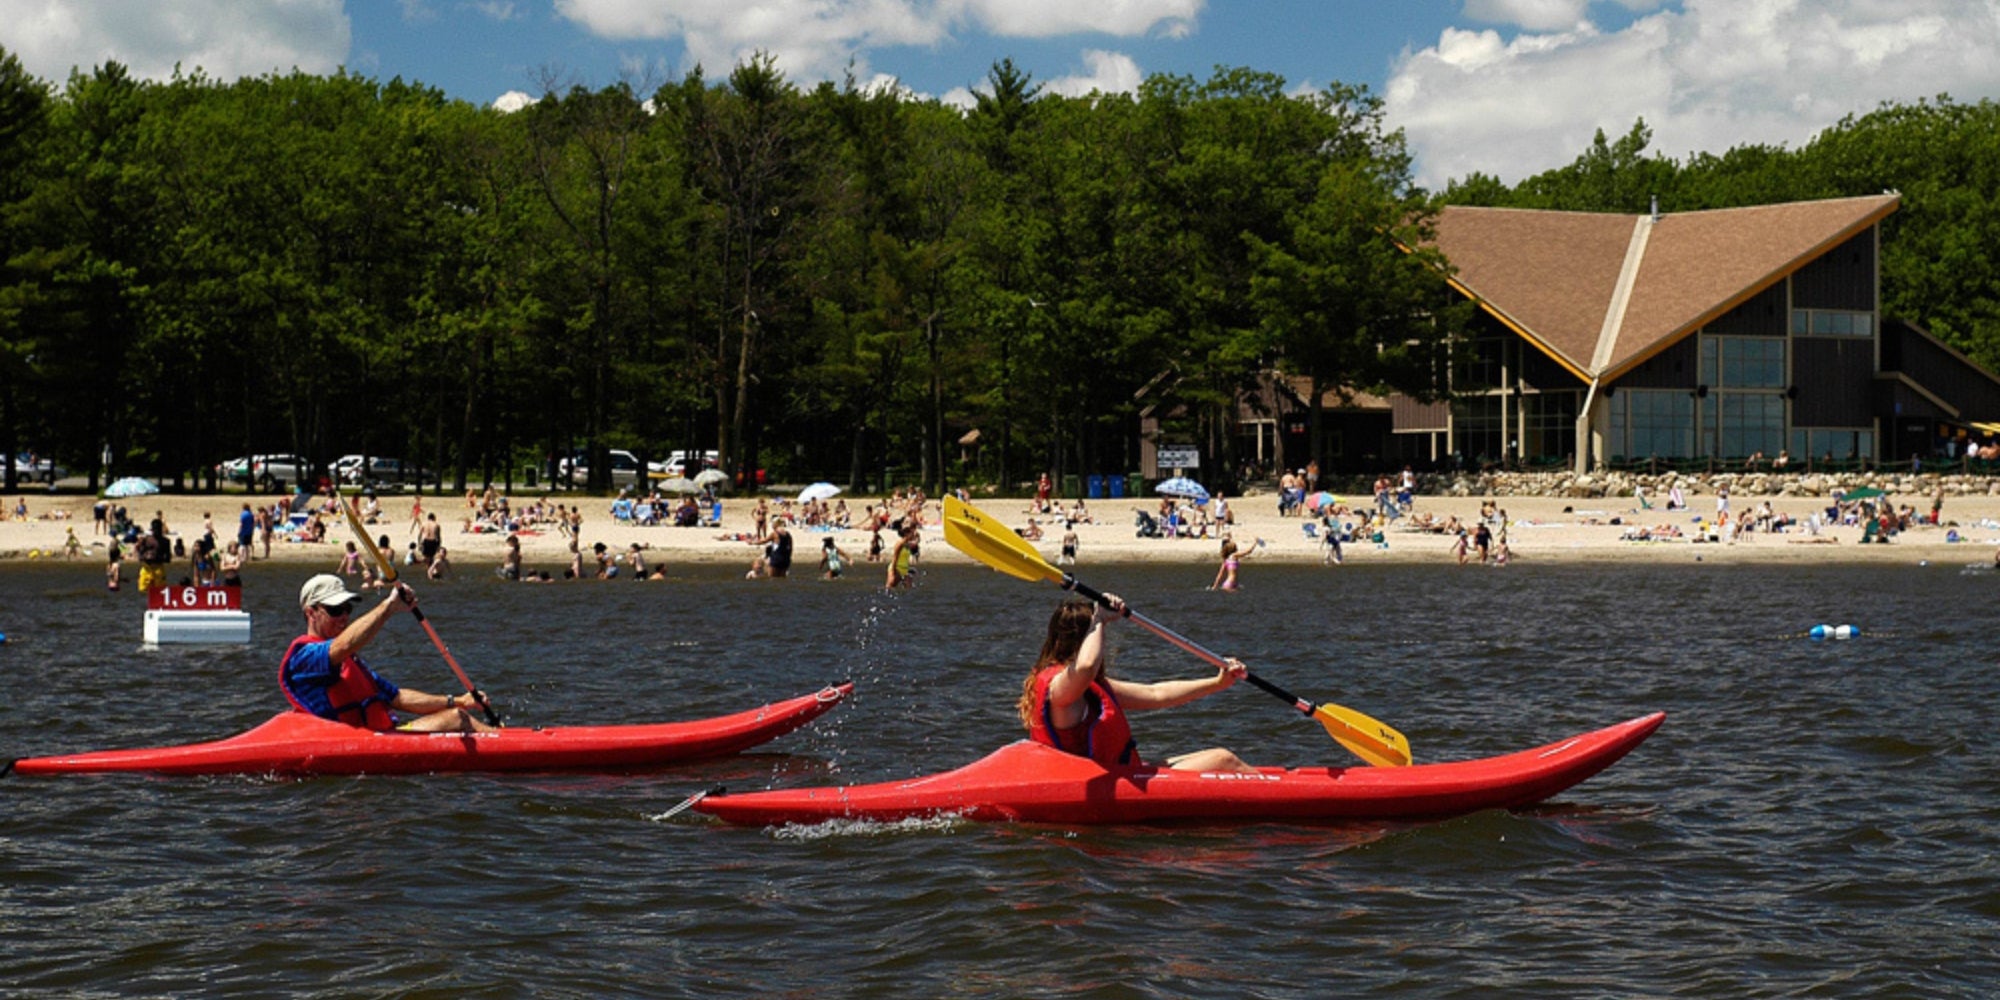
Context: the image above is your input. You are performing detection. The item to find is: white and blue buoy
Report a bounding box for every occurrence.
[1809,624,1860,640]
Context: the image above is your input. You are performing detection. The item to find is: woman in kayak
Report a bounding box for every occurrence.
[1018,596,1255,773]
[280,574,496,733]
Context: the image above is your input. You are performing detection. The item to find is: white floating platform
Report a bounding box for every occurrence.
[144,609,253,644]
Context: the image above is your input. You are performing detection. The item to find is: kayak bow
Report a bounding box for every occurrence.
[693,711,1664,827]
[9,684,850,777]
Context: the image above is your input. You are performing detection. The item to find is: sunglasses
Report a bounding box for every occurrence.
[316,603,355,618]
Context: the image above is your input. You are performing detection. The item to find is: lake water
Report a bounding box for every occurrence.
[2,556,1996,998]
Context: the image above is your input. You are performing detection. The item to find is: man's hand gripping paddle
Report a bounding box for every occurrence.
[942,495,1410,767]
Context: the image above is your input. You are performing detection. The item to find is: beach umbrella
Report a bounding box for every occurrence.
[693,468,730,489]
[102,477,159,498]
[799,481,842,502]
[1154,476,1209,501]
[1841,486,1887,500]
[655,476,702,495]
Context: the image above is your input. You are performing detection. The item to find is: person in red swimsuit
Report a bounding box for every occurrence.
[1016,594,1254,773]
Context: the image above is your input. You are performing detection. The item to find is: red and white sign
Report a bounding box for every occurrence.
[148,585,242,611]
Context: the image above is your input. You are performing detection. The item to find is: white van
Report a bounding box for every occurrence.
[664,450,719,477]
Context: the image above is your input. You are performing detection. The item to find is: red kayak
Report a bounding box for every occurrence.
[693,711,1663,826]
[7,684,850,777]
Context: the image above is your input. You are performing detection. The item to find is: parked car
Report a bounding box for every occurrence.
[215,456,255,482]
[11,453,64,483]
[337,455,434,487]
[663,450,719,477]
[562,449,664,487]
[249,454,312,490]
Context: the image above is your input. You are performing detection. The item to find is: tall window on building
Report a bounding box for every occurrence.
[1710,393,1786,458]
[1608,389,1693,460]
[1454,395,1505,464]
[1697,336,1787,458]
[1521,391,1579,463]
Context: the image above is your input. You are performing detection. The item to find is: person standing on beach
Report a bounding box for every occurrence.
[1059,525,1079,566]
[1453,527,1471,566]
[105,536,124,590]
[886,522,920,588]
[418,513,442,566]
[501,534,522,581]
[1473,521,1493,564]
[1209,536,1261,591]
[237,503,255,558]
[134,518,171,594]
[256,504,274,559]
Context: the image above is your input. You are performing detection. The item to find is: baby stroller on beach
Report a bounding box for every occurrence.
[1134,509,1161,538]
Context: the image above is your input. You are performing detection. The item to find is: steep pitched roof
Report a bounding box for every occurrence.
[1432,194,1900,383]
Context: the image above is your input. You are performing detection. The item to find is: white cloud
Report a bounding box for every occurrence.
[1388,0,2000,189]
[551,0,1195,84]
[491,89,534,112]
[1044,49,1145,98]
[0,0,348,86]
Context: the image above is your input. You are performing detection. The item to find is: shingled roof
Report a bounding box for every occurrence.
[1431,194,1900,383]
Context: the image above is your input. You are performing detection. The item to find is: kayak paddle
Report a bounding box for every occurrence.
[342,494,501,727]
[942,495,1411,767]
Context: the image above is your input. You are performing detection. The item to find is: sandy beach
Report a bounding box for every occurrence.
[6,483,2000,577]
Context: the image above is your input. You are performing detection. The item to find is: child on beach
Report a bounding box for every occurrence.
[819,537,851,579]
[1208,536,1262,591]
[338,541,361,576]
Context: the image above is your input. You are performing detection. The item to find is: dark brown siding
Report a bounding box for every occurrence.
[1791,230,1876,311]
[1704,282,1787,336]
[1613,337,1698,389]
[1793,337,1875,426]
[1881,320,2000,420]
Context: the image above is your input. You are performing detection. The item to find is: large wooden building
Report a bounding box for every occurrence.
[1247,194,2000,475]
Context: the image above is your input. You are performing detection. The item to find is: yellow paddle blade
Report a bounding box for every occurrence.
[343,494,399,583]
[1313,703,1413,767]
[942,495,1064,584]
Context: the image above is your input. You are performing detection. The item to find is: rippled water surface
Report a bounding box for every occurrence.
[3,556,1997,997]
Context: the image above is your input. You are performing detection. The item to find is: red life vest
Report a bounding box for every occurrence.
[279,634,397,732]
[1026,664,1137,767]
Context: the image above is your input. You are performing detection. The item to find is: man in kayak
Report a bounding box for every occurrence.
[281,574,496,733]
[1017,595,1255,773]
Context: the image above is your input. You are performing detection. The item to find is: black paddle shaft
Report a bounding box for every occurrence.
[406,604,501,727]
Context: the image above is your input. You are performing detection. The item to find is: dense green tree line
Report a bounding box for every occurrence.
[0,48,1456,495]
[1443,101,2000,375]
[6,43,1989,497]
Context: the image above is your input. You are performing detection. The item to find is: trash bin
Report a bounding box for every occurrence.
[1087,475,1104,499]
[1126,472,1145,497]
[1108,475,1126,499]
[1062,474,1080,498]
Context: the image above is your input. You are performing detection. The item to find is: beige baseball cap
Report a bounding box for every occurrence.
[298,573,359,610]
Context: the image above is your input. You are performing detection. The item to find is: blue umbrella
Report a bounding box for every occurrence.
[1154,476,1209,501]
[102,476,160,498]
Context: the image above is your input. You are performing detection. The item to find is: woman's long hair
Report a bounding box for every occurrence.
[1018,600,1103,729]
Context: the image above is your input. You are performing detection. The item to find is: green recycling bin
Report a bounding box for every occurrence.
[1062,474,1080,498]
[1126,472,1146,497]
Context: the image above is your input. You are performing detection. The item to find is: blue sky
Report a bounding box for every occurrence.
[5,1,1998,188]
